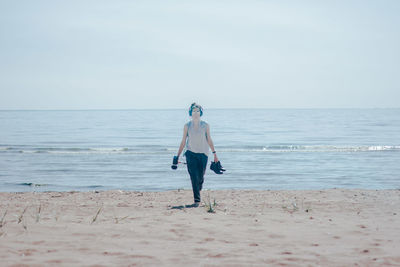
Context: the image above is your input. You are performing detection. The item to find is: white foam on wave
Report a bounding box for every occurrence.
[4,145,400,154]
[217,145,400,153]
[16,147,161,154]
[89,147,129,152]
[44,148,137,154]
[367,145,400,151]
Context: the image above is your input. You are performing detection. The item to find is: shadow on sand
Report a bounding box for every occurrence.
[170,203,199,210]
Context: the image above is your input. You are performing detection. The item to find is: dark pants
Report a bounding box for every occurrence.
[185,150,208,203]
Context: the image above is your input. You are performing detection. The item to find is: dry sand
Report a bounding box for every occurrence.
[0,189,399,266]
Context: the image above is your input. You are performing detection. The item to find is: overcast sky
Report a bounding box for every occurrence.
[0,0,399,109]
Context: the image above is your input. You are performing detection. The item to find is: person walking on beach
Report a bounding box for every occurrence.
[173,103,220,207]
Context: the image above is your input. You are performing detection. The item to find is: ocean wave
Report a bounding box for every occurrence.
[168,145,400,153]
[208,145,400,153]
[1,145,399,154]
[6,182,106,190]
[0,146,168,154]
[17,182,50,187]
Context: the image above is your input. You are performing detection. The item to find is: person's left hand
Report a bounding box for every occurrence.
[214,154,219,162]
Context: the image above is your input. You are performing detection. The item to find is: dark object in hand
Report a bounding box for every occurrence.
[210,161,226,174]
[171,156,179,170]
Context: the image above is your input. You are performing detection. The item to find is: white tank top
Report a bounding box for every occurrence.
[186,120,209,155]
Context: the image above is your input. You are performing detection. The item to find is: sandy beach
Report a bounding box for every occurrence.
[1,189,399,266]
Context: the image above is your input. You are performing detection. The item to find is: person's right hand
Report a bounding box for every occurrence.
[171,156,179,170]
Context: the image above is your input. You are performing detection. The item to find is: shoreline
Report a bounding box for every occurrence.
[1,189,399,266]
[2,185,399,193]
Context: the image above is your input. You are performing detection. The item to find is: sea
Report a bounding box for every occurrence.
[0,109,399,192]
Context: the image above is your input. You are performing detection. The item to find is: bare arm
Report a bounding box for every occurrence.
[206,124,219,162]
[177,124,188,157]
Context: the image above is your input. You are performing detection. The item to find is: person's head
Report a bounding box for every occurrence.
[188,102,203,118]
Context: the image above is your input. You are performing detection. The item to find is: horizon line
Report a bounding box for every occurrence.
[1,107,399,111]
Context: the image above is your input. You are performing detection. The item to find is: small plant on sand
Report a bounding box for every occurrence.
[114,215,129,224]
[36,204,42,223]
[0,209,7,228]
[91,206,103,224]
[205,193,217,213]
[112,210,129,224]
[22,219,28,231]
[18,206,28,224]
[282,200,299,213]
[54,211,60,222]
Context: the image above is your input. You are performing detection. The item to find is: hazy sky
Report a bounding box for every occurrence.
[1,0,399,109]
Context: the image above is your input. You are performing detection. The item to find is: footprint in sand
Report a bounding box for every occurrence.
[269,233,285,239]
[46,259,63,264]
[220,240,234,244]
[207,253,225,258]
[32,240,45,245]
[197,237,215,244]
[172,223,186,228]
[125,254,155,259]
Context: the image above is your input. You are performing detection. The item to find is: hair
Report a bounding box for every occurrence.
[189,102,203,116]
